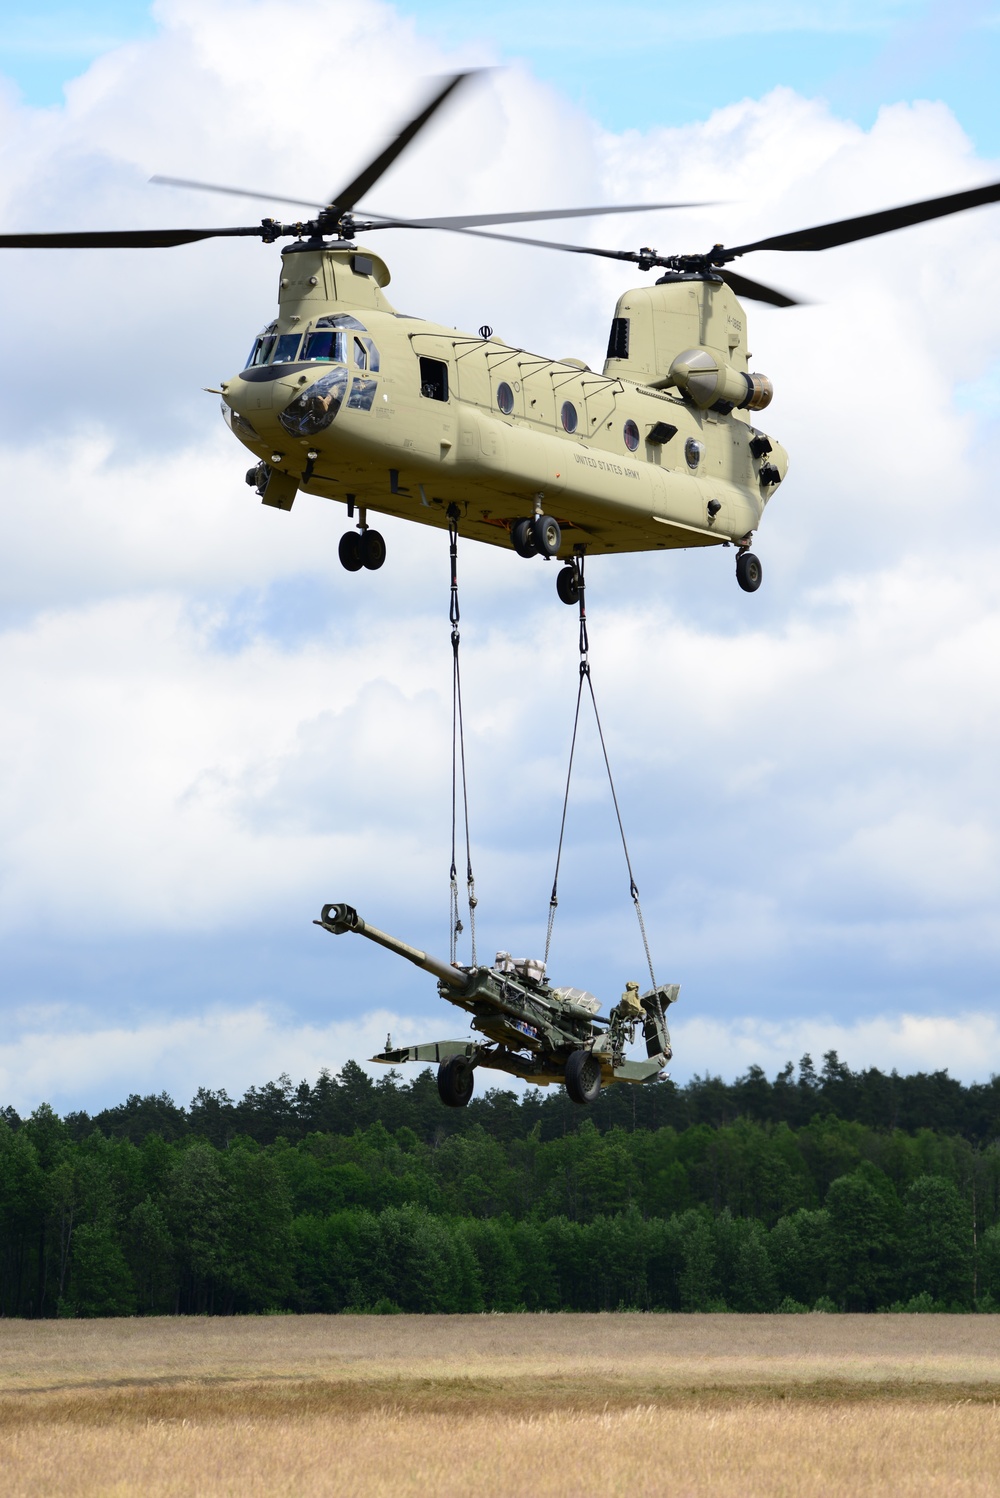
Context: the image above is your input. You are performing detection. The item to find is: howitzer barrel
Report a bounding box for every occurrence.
[315,904,467,990]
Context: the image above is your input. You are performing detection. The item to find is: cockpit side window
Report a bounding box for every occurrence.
[271,333,302,363]
[353,337,367,371]
[247,321,277,367]
[303,329,347,363]
[362,337,380,372]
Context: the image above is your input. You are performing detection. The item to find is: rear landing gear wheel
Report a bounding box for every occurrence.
[736,551,762,593]
[511,518,538,558]
[437,1055,475,1108]
[360,529,386,570]
[531,514,562,559]
[556,564,582,606]
[564,1048,602,1105]
[339,531,363,571]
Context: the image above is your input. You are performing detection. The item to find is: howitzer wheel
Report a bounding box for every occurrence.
[437,1055,475,1108]
[564,1048,602,1105]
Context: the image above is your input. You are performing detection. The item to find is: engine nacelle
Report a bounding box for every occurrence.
[668,347,773,412]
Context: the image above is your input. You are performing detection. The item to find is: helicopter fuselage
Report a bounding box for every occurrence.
[221,242,788,559]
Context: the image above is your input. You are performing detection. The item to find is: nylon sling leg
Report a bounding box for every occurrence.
[544,554,666,1036]
[447,505,477,967]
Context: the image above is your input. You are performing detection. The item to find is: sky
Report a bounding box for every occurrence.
[2,0,1000,1113]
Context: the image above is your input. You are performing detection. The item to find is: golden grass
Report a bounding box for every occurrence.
[1,1316,998,1496]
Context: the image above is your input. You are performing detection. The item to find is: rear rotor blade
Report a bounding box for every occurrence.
[329,71,476,212]
[0,226,268,249]
[726,178,1000,257]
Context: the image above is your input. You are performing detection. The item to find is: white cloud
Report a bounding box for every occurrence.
[671,1009,1000,1083]
[0,1003,444,1116]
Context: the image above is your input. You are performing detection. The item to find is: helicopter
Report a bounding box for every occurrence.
[314,901,678,1106]
[4,73,999,602]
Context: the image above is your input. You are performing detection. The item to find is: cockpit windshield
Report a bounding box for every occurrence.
[302,329,348,363]
[245,322,301,367]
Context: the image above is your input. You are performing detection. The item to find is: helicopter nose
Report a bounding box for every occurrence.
[276,368,349,438]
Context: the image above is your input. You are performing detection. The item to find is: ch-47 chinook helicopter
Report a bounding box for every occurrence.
[5,72,1000,600]
[314,902,678,1107]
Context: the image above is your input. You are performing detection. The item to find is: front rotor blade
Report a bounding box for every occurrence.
[152,176,321,211]
[329,71,477,212]
[362,200,711,231]
[718,268,801,307]
[0,226,269,249]
[726,178,1000,257]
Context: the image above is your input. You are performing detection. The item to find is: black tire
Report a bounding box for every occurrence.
[361,529,386,570]
[556,565,582,606]
[564,1048,602,1105]
[736,551,762,593]
[437,1055,475,1108]
[532,514,562,558]
[339,530,363,572]
[511,518,538,558]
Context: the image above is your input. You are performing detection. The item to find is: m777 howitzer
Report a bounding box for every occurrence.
[314,903,678,1107]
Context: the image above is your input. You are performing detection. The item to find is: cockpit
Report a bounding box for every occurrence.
[244,314,380,372]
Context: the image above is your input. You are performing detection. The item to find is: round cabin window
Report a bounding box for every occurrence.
[561,401,578,433]
[623,419,640,452]
[497,382,514,414]
[685,437,704,469]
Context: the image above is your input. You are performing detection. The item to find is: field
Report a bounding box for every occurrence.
[1,1314,998,1496]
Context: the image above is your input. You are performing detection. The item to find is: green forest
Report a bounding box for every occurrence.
[3,1053,1000,1318]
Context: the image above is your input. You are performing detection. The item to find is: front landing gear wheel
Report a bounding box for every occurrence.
[511,518,538,558]
[360,529,386,570]
[556,564,582,606]
[339,531,363,571]
[437,1055,475,1108]
[736,551,762,593]
[564,1049,602,1105]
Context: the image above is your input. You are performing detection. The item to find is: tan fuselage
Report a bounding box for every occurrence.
[221,244,788,558]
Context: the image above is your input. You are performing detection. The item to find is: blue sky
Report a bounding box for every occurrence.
[5,0,999,151]
[1,0,1000,1112]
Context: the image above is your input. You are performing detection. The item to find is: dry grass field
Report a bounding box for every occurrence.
[1,1314,998,1496]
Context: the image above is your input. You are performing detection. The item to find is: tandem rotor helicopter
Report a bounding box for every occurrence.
[5,72,1000,602]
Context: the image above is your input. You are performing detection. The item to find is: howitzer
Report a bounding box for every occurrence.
[315,903,678,1108]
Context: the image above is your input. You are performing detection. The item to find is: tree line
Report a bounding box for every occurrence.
[2,1056,1000,1318]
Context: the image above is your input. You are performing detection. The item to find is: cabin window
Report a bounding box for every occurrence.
[496,381,514,414]
[270,333,302,363]
[623,419,639,452]
[303,329,347,363]
[561,401,578,434]
[607,317,629,360]
[419,356,449,401]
